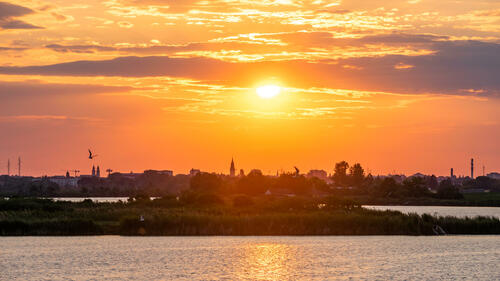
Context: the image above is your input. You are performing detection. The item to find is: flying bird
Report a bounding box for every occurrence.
[88,149,98,159]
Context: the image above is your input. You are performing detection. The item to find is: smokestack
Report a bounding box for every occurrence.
[471,158,474,179]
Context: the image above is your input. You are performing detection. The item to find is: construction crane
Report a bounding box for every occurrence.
[294,166,300,177]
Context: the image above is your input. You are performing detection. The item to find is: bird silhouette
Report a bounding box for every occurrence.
[88,149,98,159]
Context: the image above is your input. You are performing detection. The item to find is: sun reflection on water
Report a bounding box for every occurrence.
[234,243,297,280]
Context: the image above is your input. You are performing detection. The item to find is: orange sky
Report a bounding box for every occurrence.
[0,0,499,176]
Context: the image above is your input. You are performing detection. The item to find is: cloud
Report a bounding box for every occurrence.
[394,62,414,69]
[0,80,132,99]
[0,115,101,123]
[359,33,449,44]
[0,46,27,51]
[1,39,500,96]
[41,32,438,62]
[44,41,279,56]
[117,21,134,28]
[51,12,72,22]
[45,44,117,53]
[0,2,42,29]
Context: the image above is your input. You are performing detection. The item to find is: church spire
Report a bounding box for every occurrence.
[230,158,236,177]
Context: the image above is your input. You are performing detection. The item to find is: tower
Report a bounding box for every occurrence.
[96,166,101,178]
[92,165,96,177]
[470,158,474,179]
[18,157,21,177]
[7,159,10,176]
[450,168,454,178]
[230,158,236,177]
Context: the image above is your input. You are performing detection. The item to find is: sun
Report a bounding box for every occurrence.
[256,85,281,99]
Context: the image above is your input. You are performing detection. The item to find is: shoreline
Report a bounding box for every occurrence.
[1,198,500,236]
[3,196,500,207]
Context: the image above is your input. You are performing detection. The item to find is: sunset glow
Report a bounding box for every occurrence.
[1,1,500,277]
[256,85,281,99]
[0,0,499,176]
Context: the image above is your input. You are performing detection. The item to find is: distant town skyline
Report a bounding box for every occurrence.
[0,154,496,178]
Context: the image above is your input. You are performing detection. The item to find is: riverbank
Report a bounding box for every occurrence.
[1,198,499,236]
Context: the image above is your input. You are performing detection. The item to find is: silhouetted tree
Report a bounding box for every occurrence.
[364,173,374,186]
[437,179,463,199]
[402,177,431,197]
[274,173,311,195]
[349,163,365,187]
[190,173,223,193]
[375,177,400,197]
[463,176,498,190]
[308,177,330,193]
[333,161,349,186]
[426,175,439,190]
[236,170,269,195]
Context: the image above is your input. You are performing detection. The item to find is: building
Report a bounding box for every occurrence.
[230,158,236,177]
[48,176,79,188]
[487,172,500,180]
[144,169,173,176]
[306,169,328,181]
[96,166,101,178]
[190,169,201,176]
[409,173,426,178]
[120,172,143,180]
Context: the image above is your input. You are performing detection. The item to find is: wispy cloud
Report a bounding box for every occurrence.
[0,2,42,29]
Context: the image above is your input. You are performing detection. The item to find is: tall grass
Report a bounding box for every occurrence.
[1,198,499,236]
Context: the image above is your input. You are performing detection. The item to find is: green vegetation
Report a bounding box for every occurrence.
[1,197,499,236]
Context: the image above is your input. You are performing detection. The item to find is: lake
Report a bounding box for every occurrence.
[1,236,499,280]
[364,205,500,218]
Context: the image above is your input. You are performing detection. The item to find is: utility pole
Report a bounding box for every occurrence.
[471,158,474,179]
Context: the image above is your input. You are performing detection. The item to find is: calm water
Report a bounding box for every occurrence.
[1,236,499,280]
[365,205,500,218]
[49,197,159,202]
[51,197,130,203]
